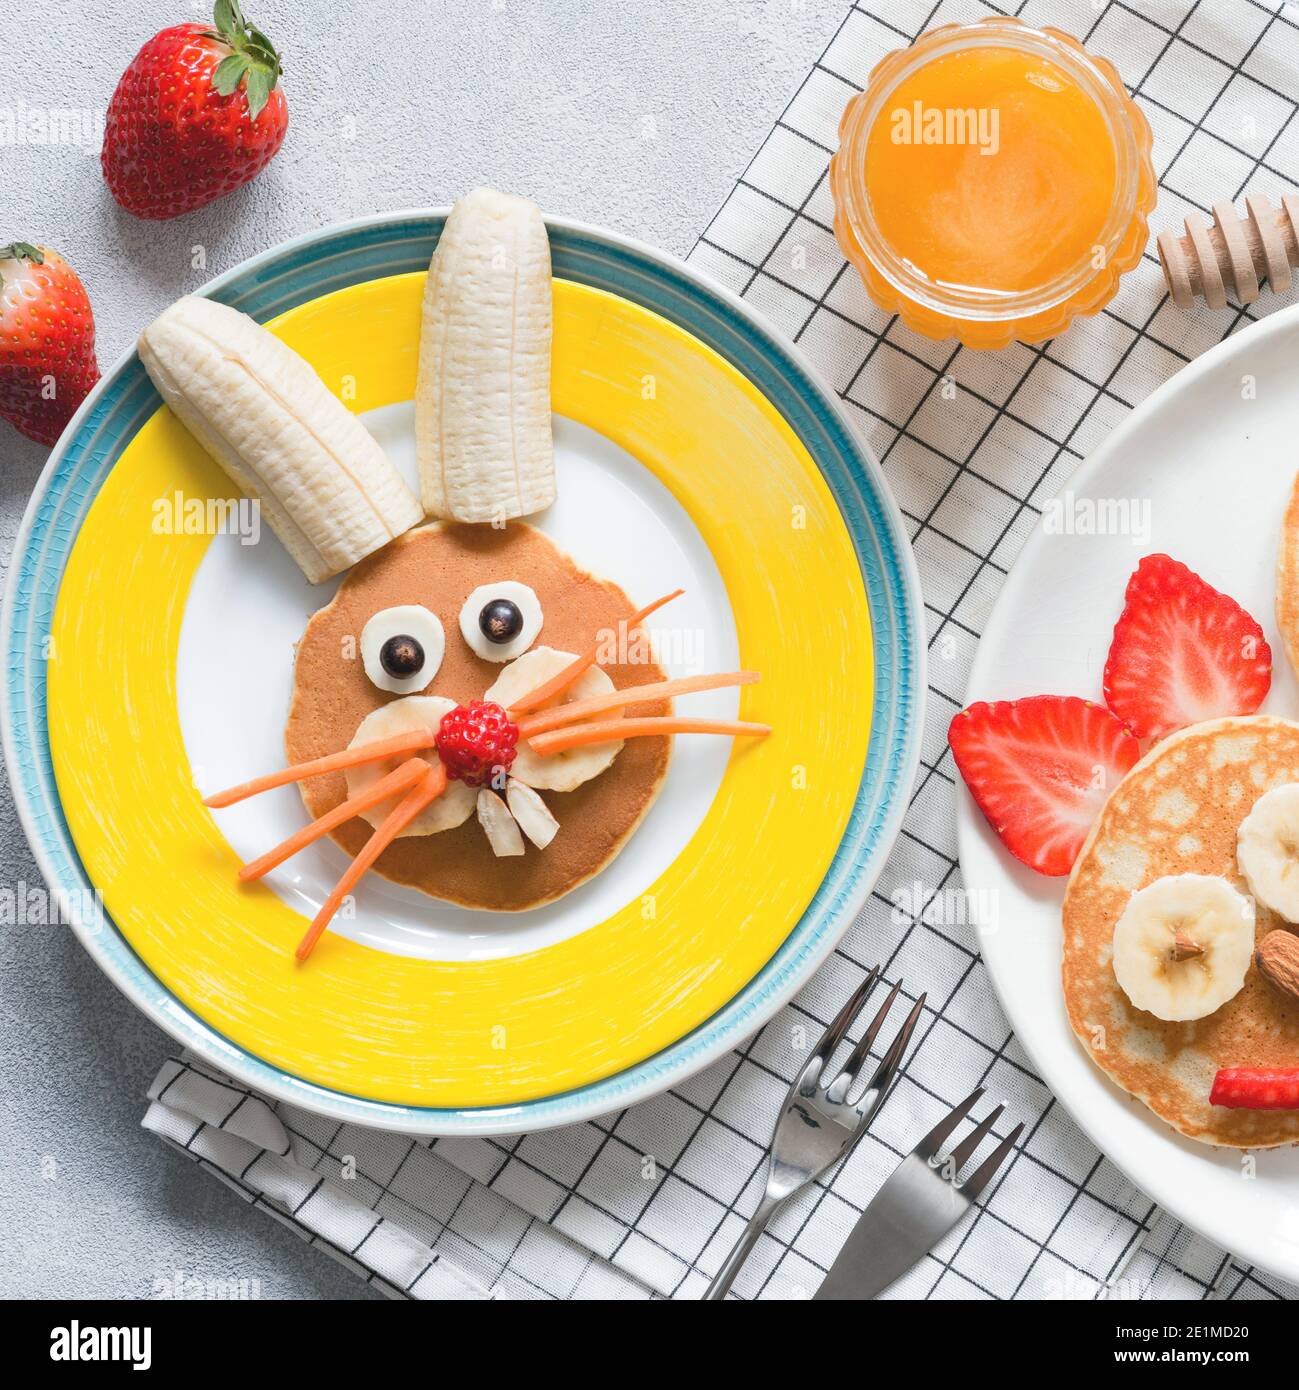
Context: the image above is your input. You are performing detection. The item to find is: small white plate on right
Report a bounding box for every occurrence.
[958,304,1299,1286]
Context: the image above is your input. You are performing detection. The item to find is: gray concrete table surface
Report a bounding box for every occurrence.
[0,0,845,1299]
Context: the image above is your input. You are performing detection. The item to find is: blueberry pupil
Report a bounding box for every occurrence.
[480,599,523,643]
[380,634,423,677]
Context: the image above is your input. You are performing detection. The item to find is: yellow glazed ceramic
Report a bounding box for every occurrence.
[48,274,872,1107]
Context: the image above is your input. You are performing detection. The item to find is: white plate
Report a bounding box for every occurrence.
[2,208,924,1134]
[958,304,1299,1285]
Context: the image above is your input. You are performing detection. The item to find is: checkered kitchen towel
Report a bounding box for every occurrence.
[147,0,1299,1300]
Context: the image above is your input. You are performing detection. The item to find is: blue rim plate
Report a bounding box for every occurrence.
[1,211,924,1135]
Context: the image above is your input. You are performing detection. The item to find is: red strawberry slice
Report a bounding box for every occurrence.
[1210,1067,1299,1110]
[949,695,1139,876]
[1103,554,1271,741]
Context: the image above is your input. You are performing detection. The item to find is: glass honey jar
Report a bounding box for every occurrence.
[830,16,1156,348]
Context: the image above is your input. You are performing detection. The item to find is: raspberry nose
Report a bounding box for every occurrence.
[434,700,520,788]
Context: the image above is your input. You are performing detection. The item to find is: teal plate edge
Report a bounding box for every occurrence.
[1,211,925,1136]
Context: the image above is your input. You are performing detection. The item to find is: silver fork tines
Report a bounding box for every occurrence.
[702,967,926,1301]
[960,1120,1024,1201]
[813,1087,1024,1301]
[946,1101,1004,1173]
[922,1086,1023,1193]
[915,1084,985,1159]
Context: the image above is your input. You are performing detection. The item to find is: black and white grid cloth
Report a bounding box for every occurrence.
[147,0,1299,1300]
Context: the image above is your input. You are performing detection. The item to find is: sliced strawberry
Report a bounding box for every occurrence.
[1210,1067,1299,1110]
[1103,554,1271,741]
[948,695,1139,876]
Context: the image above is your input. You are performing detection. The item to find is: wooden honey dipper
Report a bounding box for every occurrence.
[1158,194,1299,310]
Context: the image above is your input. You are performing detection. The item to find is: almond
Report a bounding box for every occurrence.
[1255,929,1299,1002]
[1171,932,1204,962]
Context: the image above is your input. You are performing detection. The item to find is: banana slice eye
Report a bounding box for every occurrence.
[360,604,445,694]
[460,581,543,662]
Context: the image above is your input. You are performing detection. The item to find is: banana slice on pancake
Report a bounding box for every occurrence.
[1111,873,1255,1022]
[343,696,476,836]
[484,647,624,792]
[476,788,525,857]
[1237,783,1299,922]
[1277,472,1299,680]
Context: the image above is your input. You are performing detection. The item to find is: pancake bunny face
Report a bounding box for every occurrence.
[204,520,769,958]
[285,521,673,916]
[189,190,769,960]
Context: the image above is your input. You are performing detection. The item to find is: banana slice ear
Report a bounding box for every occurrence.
[139,296,422,583]
[415,188,556,524]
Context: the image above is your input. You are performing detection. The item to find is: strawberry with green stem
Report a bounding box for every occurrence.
[102,0,288,220]
[0,244,99,447]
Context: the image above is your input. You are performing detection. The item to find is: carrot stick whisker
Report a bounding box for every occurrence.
[296,761,449,962]
[528,717,772,757]
[238,757,429,883]
[507,588,684,716]
[205,729,436,809]
[516,671,759,739]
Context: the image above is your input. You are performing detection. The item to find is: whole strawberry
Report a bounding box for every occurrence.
[102,0,287,220]
[0,244,99,447]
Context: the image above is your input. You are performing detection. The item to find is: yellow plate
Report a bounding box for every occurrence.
[49,273,871,1107]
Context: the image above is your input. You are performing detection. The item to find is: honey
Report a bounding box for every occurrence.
[831,18,1155,348]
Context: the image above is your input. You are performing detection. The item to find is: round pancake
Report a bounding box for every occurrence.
[1064,715,1299,1147]
[1276,470,1299,679]
[286,522,670,912]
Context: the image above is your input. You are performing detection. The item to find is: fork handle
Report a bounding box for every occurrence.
[702,1192,782,1301]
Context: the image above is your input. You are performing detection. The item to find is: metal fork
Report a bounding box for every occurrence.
[814,1085,1024,1300]
[702,966,926,1301]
